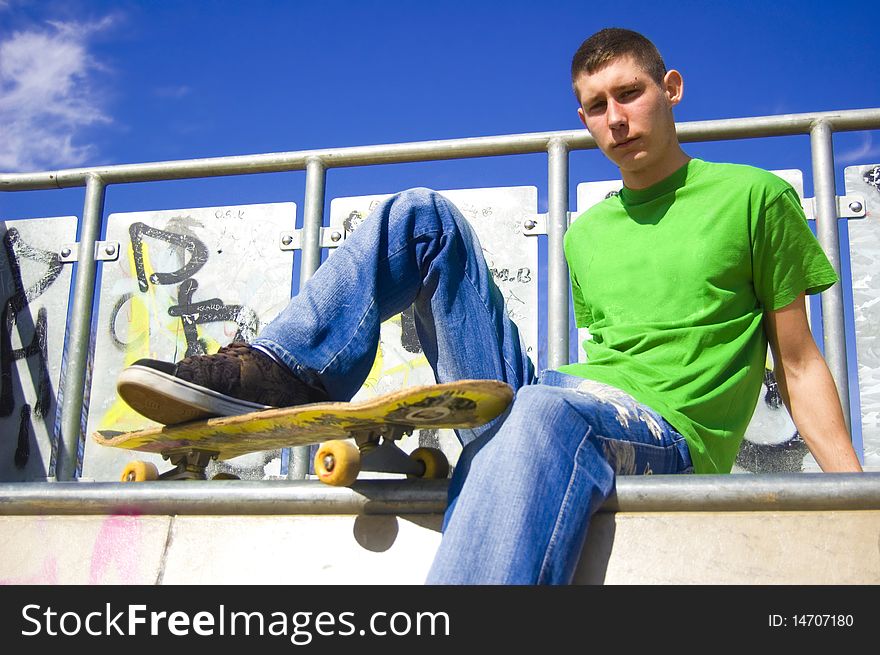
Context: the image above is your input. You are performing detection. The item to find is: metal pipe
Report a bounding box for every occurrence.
[299,157,327,283]
[2,473,878,516]
[547,139,570,368]
[3,108,879,191]
[810,121,852,433]
[56,174,106,481]
[287,157,327,480]
[0,480,450,516]
[601,471,880,512]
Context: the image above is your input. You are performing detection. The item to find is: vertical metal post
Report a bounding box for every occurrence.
[288,157,327,479]
[547,139,570,369]
[56,174,106,481]
[299,157,327,284]
[810,120,852,433]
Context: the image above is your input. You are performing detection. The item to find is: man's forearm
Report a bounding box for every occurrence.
[775,357,863,472]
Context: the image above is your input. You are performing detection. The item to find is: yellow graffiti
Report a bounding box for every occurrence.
[359,313,430,395]
[97,241,223,432]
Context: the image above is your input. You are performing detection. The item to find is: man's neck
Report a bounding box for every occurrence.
[621,148,692,190]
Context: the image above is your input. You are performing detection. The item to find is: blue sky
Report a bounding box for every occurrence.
[1,0,879,222]
[0,1,877,456]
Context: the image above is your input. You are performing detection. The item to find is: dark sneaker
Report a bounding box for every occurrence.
[117,342,328,424]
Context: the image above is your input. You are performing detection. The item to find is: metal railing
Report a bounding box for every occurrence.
[2,474,877,515]
[2,107,879,482]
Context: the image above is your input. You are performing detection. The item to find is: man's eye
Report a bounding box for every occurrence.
[588,102,606,114]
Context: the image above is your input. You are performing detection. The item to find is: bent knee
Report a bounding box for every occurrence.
[514,383,570,409]
[393,187,445,210]
[387,187,465,237]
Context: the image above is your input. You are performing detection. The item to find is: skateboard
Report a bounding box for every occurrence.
[93,379,513,486]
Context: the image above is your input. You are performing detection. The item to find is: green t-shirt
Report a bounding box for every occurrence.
[558,158,838,474]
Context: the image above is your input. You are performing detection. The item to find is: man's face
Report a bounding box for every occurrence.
[574,55,683,184]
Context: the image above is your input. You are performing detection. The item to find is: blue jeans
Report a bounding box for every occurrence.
[252,188,693,584]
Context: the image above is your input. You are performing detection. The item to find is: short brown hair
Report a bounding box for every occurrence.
[571,28,667,96]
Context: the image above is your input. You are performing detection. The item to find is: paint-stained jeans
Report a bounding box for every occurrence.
[428,371,693,584]
[251,188,693,585]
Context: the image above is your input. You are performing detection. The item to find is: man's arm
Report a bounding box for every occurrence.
[763,292,863,472]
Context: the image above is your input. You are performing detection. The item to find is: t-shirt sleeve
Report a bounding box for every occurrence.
[569,266,593,328]
[564,222,594,328]
[751,186,839,311]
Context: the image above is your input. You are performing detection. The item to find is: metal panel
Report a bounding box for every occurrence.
[329,187,539,467]
[574,171,821,474]
[0,217,76,481]
[845,164,880,470]
[80,203,297,481]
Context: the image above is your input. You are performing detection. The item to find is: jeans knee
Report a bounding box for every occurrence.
[390,187,461,231]
[502,384,572,451]
[515,383,567,408]
[393,187,444,212]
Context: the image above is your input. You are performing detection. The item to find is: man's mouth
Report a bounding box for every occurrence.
[613,137,640,149]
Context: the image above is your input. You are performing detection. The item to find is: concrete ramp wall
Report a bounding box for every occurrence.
[1,475,878,585]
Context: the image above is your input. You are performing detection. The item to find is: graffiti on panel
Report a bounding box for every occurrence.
[0,227,63,471]
[99,217,261,432]
[126,221,259,356]
[78,203,297,481]
[864,165,880,190]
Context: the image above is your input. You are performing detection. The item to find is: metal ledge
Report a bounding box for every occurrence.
[1,473,878,516]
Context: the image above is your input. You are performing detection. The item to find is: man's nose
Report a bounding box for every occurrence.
[607,99,627,129]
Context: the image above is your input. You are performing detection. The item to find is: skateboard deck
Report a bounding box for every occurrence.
[93,379,514,484]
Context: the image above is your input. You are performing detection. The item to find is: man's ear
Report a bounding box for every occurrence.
[664,69,684,107]
[577,106,589,130]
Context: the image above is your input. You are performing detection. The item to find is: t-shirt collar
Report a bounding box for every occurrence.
[619,159,703,206]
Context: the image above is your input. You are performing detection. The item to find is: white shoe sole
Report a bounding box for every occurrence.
[117,365,269,425]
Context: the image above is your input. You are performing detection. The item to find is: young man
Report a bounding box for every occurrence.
[117,28,862,584]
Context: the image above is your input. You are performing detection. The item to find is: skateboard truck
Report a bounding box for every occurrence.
[314,423,449,486]
[121,449,222,481]
[354,425,423,476]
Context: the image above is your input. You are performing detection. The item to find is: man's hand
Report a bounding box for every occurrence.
[763,292,863,472]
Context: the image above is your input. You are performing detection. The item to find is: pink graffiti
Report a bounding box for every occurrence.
[88,514,145,584]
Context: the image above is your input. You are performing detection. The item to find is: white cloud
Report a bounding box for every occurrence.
[838,132,880,166]
[0,17,115,172]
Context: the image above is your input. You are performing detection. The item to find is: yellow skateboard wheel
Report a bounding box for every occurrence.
[314,440,361,486]
[408,447,450,480]
[121,460,159,482]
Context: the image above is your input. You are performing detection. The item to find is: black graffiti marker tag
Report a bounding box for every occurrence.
[863,165,880,191]
[168,278,260,357]
[0,228,60,421]
[129,222,209,292]
[0,228,61,471]
[15,404,31,469]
